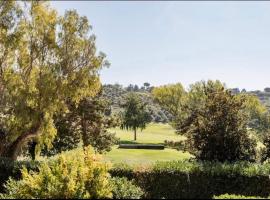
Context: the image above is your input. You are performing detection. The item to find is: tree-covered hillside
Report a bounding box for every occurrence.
[102,84,270,123]
[102,84,172,123]
[230,88,270,110]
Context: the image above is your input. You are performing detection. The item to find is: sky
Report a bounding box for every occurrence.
[51,1,270,91]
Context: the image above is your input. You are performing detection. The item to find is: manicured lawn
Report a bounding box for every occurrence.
[39,123,192,164]
[103,146,192,165]
[104,123,192,164]
[110,123,186,144]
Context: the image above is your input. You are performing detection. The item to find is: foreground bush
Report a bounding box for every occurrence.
[0,158,40,193]
[111,177,144,199]
[110,160,270,199]
[213,193,265,199]
[3,158,270,199]
[0,147,112,199]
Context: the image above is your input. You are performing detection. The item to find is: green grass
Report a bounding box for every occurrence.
[104,123,191,164]
[38,123,192,165]
[103,146,191,165]
[110,123,186,144]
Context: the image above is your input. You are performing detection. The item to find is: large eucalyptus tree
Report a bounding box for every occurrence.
[0,1,108,159]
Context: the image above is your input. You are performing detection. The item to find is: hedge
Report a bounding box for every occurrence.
[2,158,270,199]
[109,160,270,199]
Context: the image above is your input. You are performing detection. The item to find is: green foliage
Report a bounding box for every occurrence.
[120,93,151,140]
[0,1,108,159]
[152,83,187,124]
[176,80,257,162]
[102,84,171,123]
[213,194,265,199]
[110,177,144,199]
[76,93,119,152]
[0,157,40,193]
[1,147,112,199]
[110,160,270,199]
[40,92,119,157]
[261,131,270,162]
[240,93,270,133]
[36,111,81,157]
[2,158,270,199]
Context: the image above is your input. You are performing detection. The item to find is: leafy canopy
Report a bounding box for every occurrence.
[0,1,108,159]
[152,83,187,125]
[40,91,119,157]
[120,93,151,139]
[1,147,112,199]
[176,80,257,162]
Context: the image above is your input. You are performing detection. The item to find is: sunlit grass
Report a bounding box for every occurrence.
[103,146,192,165]
[110,123,186,144]
[37,123,192,164]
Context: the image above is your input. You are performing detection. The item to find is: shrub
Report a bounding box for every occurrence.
[109,160,270,199]
[213,194,265,199]
[110,177,144,199]
[1,147,112,199]
[0,157,40,193]
[176,80,257,162]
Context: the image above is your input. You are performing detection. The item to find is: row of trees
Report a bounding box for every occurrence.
[126,82,153,92]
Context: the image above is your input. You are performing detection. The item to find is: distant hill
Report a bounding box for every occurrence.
[101,84,172,123]
[229,88,270,110]
[102,84,270,123]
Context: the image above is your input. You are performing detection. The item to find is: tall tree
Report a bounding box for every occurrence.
[152,83,187,126]
[143,82,150,91]
[176,80,257,162]
[77,93,119,153]
[120,93,151,141]
[143,82,150,88]
[0,1,108,160]
[35,91,119,157]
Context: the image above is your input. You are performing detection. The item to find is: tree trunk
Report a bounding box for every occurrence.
[5,131,39,160]
[134,129,137,141]
[81,113,88,147]
[28,141,37,160]
[0,121,42,160]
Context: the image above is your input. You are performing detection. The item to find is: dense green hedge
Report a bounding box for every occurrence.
[109,160,270,199]
[111,177,144,199]
[0,157,39,193]
[2,158,270,199]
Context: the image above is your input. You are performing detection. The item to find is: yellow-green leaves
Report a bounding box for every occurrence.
[2,147,112,199]
[0,1,107,159]
[152,83,187,121]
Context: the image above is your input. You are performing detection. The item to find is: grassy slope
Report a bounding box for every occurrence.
[104,123,192,164]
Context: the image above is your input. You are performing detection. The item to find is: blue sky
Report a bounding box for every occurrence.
[52,1,270,91]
